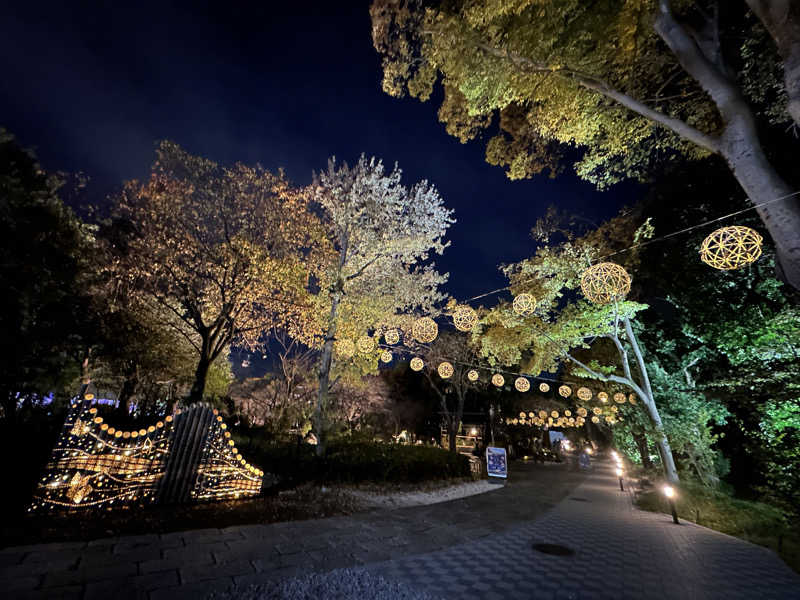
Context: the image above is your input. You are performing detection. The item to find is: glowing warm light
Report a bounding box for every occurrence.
[470,427,478,436]
[410,357,424,371]
[585,447,593,455]
[700,225,763,270]
[452,305,478,331]
[512,293,536,316]
[663,485,675,499]
[580,262,632,304]
[616,467,623,477]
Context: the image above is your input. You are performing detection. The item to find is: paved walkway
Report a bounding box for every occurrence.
[2,459,798,599]
[0,462,583,599]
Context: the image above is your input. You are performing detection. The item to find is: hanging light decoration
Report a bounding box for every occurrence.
[538,410,547,419]
[577,407,588,417]
[334,338,355,359]
[564,409,572,417]
[492,374,505,387]
[613,392,626,403]
[528,411,535,418]
[357,335,375,354]
[410,357,424,371]
[580,262,632,304]
[467,369,479,382]
[611,405,619,413]
[512,293,537,316]
[515,377,530,392]
[412,317,438,343]
[539,382,550,393]
[384,329,400,345]
[558,385,572,398]
[380,350,393,363]
[519,411,526,419]
[591,415,600,423]
[629,394,638,405]
[598,391,609,403]
[452,305,478,331]
[512,418,519,425]
[700,225,763,270]
[437,361,454,379]
[577,387,592,401]
[551,410,559,418]
[593,407,603,415]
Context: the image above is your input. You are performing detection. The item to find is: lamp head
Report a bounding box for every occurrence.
[615,467,623,477]
[663,485,675,499]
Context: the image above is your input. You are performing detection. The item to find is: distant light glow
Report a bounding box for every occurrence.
[663,485,675,499]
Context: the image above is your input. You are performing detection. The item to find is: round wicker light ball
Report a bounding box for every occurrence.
[515,377,530,392]
[628,394,637,405]
[551,410,559,418]
[593,406,602,415]
[334,338,355,359]
[577,387,592,401]
[613,392,626,403]
[452,305,478,332]
[384,329,400,345]
[564,409,572,417]
[512,418,518,425]
[580,262,632,304]
[611,405,619,413]
[492,373,505,387]
[538,410,547,419]
[539,382,550,393]
[438,361,454,379]
[412,317,438,343]
[591,415,600,423]
[558,385,572,398]
[512,293,537,316]
[467,369,479,382]
[357,335,375,354]
[380,350,393,363]
[410,357,424,371]
[598,391,609,403]
[700,225,763,270]
[605,415,614,423]
[577,407,588,417]
[519,411,526,419]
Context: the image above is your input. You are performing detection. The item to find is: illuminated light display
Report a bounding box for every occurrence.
[491,374,505,387]
[598,391,609,402]
[467,369,479,381]
[410,357,424,371]
[558,385,572,398]
[383,329,400,345]
[380,350,393,363]
[437,361,454,378]
[31,398,263,512]
[539,382,550,393]
[580,262,632,304]
[700,225,763,270]
[452,305,478,331]
[412,316,438,343]
[576,387,592,401]
[614,392,626,403]
[512,293,536,316]
[514,377,530,392]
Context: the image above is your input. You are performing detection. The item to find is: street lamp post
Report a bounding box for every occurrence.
[616,467,624,491]
[663,485,679,524]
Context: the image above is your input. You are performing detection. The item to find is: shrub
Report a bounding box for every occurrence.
[234,436,471,486]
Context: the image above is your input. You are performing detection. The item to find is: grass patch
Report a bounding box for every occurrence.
[635,480,800,574]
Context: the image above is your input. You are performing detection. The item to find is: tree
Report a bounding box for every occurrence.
[475,213,682,482]
[330,375,394,434]
[419,330,481,452]
[310,155,453,455]
[111,142,326,403]
[370,0,800,289]
[229,331,317,435]
[0,129,95,423]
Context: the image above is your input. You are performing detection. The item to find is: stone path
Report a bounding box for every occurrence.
[363,460,800,599]
[0,461,584,599]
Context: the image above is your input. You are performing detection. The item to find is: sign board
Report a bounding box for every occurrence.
[486,446,508,479]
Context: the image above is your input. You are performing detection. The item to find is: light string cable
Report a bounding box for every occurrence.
[459,189,800,304]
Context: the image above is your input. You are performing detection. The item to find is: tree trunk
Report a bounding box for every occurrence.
[117,364,138,416]
[188,353,211,404]
[655,1,800,289]
[448,419,459,452]
[746,0,800,127]
[634,431,654,468]
[641,396,680,483]
[314,288,342,457]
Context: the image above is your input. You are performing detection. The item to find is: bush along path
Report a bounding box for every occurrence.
[0,460,583,600]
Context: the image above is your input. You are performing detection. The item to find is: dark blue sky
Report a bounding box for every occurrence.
[0,1,638,302]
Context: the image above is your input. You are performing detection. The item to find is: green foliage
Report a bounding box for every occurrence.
[233,437,471,485]
[0,129,95,419]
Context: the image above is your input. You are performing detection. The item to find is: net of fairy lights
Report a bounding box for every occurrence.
[30,397,173,512]
[191,410,263,501]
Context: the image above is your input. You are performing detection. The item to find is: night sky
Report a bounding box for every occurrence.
[1,1,639,303]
